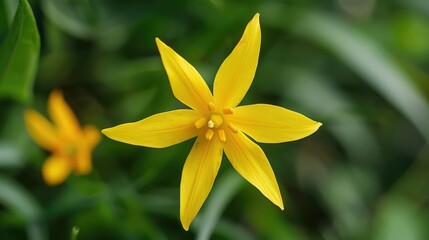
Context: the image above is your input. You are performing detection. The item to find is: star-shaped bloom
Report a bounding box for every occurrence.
[25,90,100,185]
[102,13,321,230]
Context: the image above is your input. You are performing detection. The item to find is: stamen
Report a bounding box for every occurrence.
[210,114,223,128]
[194,117,207,129]
[223,108,234,114]
[205,129,214,140]
[208,102,216,111]
[207,120,215,128]
[227,122,238,133]
[218,129,226,142]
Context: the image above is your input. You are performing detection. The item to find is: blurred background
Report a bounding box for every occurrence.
[1,0,429,239]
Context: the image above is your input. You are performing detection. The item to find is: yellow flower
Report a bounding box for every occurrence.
[24,90,100,185]
[102,13,321,230]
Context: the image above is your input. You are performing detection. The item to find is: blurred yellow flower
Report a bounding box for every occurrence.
[25,90,100,185]
[102,13,321,230]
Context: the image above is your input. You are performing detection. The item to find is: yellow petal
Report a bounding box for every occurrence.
[42,155,71,185]
[213,13,261,108]
[102,110,202,148]
[83,125,101,147]
[74,150,92,174]
[180,135,223,231]
[223,131,284,209]
[74,126,99,174]
[231,104,322,143]
[48,90,81,139]
[24,109,59,151]
[156,38,213,113]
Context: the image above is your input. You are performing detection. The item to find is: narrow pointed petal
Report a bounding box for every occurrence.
[48,90,81,139]
[74,126,99,174]
[156,38,213,113]
[24,109,60,151]
[42,156,71,185]
[102,110,202,148]
[180,135,223,231]
[75,150,92,174]
[214,14,261,108]
[224,131,284,209]
[232,104,322,143]
[83,125,101,147]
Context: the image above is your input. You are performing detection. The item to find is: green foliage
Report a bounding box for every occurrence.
[0,175,46,240]
[0,0,40,103]
[70,227,79,240]
[1,0,429,239]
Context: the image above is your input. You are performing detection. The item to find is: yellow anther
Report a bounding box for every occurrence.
[205,129,214,140]
[207,120,215,128]
[227,122,238,133]
[208,102,216,111]
[218,129,226,143]
[194,117,207,129]
[209,114,223,128]
[223,108,234,114]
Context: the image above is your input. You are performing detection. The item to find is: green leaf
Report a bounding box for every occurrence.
[0,142,24,168]
[0,2,8,36]
[70,227,80,240]
[41,0,95,39]
[2,0,19,24]
[373,197,429,240]
[285,68,382,165]
[194,171,244,240]
[0,175,47,240]
[0,0,40,103]
[0,175,40,220]
[292,11,429,142]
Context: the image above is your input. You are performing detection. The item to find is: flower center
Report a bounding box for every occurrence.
[65,143,78,156]
[208,113,223,128]
[193,102,239,143]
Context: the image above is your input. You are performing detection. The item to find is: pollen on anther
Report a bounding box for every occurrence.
[223,108,234,114]
[194,117,207,129]
[208,102,216,111]
[207,120,215,128]
[218,129,226,142]
[205,129,214,140]
[227,122,238,133]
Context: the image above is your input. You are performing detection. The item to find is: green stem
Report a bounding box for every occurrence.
[70,227,79,240]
